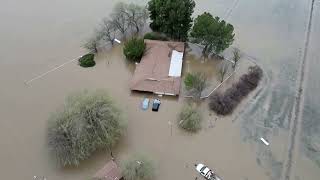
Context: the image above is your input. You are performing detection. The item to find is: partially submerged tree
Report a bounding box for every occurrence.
[178,104,202,132]
[123,37,146,62]
[190,12,235,58]
[218,62,230,83]
[121,3,148,34]
[48,90,126,166]
[148,0,195,41]
[190,12,215,59]
[121,154,155,180]
[184,72,207,98]
[83,31,102,53]
[78,53,96,68]
[100,18,117,46]
[111,2,130,38]
[232,48,241,70]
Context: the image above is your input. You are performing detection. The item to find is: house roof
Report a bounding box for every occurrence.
[93,160,122,180]
[130,40,185,95]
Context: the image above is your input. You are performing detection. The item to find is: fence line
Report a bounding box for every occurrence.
[200,69,236,99]
[24,55,83,85]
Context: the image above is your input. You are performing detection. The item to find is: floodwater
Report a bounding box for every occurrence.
[0,0,319,180]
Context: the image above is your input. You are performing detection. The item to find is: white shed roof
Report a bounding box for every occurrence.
[168,50,184,77]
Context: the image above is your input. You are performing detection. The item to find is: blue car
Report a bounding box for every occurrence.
[141,98,150,110]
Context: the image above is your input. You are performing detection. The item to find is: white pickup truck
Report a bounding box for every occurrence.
[195,164,222,180]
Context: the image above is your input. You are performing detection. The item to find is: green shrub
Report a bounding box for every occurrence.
[143,32,169,41]
[123,37,146,62]
[79,53,96,67]
[184,72,207,98]
[178,104,202,132]
[121,154,155,180]
[48,90,126,167]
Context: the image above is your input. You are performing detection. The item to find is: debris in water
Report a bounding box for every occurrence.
[260,137,270,146]
[114,38,121,44]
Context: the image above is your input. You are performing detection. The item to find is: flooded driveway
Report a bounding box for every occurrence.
[0,0,319,180]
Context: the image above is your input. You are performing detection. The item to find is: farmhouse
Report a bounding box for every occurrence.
[130,40,185,96]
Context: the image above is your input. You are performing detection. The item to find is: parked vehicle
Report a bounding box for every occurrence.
[152,99,161,112]
[195,164,222,180]
[141,98,150,110]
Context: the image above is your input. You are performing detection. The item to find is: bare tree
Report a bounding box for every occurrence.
[100,18,117,46]
[82,31,103,53]
[232,48,241,70]
[111,2,130,38]
[124,3,148,34]
[218,62,230,83]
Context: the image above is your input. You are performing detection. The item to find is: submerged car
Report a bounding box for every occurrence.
[195,164,222,180]
[141,98,150,110]
[152,99,161,112]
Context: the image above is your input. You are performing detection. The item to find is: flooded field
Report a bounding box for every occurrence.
[0,0,319,180]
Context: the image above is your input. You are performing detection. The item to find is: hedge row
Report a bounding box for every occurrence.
[209,66,263,115]
[143,32,169,41]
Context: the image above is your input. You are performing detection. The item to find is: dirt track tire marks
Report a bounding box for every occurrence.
[281,0,315,179]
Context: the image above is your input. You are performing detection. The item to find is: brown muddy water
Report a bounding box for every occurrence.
[0,0,320,180]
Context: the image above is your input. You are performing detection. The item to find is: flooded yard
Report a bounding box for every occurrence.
[0,0,319,180]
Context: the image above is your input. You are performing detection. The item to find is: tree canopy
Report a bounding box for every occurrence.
[190,12,235,58]
[184,72,207,99]
[123,37,146,62]
[113,2,148,34]
[121,154,155,180]
[148,0,195,41]
[178,104,202,132]
[78,53,96,68]
[48,90,126,166]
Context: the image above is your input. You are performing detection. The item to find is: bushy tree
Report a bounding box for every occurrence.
[178,104,202,132]
[121,154,155,180]
[184,72,207,98]
[148,0,195,41]
[48,90,126,166]
[78,53,96,68]
[190,12,235,58]
[123,37,146,62]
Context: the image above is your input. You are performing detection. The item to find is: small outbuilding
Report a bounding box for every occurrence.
[130,40,185,96]
[93,160,123,180]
